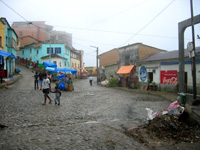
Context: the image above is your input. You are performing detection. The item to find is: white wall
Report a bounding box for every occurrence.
[139,62,200,86]
[138,62,160,83]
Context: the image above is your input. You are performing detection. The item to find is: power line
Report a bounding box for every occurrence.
[0,0,95,52]
[1,0,182,53]
[54,25,181,40]
[0,0,30,23]
[122,0,175,45]
[72,0,149,33]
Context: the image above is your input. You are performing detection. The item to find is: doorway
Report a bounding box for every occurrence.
[148,72,153,83]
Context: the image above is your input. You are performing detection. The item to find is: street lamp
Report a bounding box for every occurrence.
[90,46,99,84]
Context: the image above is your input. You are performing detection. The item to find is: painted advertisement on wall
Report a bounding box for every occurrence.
[140,66,147,82]
[160,70,177,85]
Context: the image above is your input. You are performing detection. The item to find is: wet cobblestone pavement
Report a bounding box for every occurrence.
[0,64,173,150]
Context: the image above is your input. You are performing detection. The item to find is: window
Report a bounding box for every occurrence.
[30,49,32,54]
[55,47,61,54]
[53,61,57,65]
[22,50,24,55]
[37,50,39,55]
[68,62,70,67]
[65,61,66,67]
[47,48,53,54]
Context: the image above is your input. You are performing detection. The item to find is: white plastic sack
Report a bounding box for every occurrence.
[145,108,159,120]
[168,101,179,111]
[100,80,109,86]
[168,106,185,118]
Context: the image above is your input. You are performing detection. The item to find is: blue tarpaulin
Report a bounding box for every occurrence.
[0,49,19,61]
[45,67,56,72]
[45,67,77,75]
[43,62,57,68]
[58,82,66,90]
[57,74,66,80]
[16,68,21,72]
[55,68,77,74]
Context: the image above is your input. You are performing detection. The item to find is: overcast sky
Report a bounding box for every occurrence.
[1,0,200,67]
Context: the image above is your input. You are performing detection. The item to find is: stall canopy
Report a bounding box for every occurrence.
[45,67,77,75]
[0,49,19,61]
[43,62,57,68]
[116,65,134,74]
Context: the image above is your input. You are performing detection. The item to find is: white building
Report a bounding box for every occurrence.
[137,48,200,94]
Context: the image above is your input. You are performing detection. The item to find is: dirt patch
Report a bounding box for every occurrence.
[124,112,200,148]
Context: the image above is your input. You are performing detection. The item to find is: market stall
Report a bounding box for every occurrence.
[45,66,77,91]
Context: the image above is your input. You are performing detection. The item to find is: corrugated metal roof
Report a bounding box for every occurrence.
[140,47,200,62]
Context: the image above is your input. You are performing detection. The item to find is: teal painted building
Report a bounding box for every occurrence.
[0,18,18,76]
[20,43,71,68]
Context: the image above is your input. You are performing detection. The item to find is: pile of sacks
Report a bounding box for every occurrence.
[100,80,109,87]
[146,100,185,121]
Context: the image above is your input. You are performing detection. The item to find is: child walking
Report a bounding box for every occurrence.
[42,73,52,105]
[51,86,61,105]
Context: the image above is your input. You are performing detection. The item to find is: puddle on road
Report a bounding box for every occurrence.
[84,119,121,124]
[84,121,99,124]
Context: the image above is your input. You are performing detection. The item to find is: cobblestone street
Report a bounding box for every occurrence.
[0,64,173,150]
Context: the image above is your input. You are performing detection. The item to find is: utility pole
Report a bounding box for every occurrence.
[90,46,99,84]
[190,0,196,99]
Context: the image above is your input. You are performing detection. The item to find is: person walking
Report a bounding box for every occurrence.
[89,76,93,86]
[118,75,121,87]
[42,73,52,105]
[34,72,39,90]
[51,86,62,105]
[38,71,43,90]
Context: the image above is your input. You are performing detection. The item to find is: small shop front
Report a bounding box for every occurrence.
[116,65,138,88]
[0,49,19,79]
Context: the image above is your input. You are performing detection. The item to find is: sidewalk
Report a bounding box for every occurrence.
[115,87,178,102]
[0,74,22,89]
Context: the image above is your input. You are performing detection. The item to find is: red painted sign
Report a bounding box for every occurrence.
[160,70,177,85]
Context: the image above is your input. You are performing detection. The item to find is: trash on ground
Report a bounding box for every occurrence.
[167,101,185,118]
[3,79,10,82]
[127,98,200,146]
[145,108,159,120]
[100,80,109,87]
[168,101,179,111]
[125,114,200,145]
